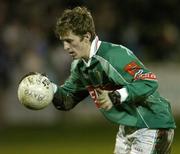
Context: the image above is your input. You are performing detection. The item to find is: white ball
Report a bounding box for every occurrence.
[17,73,54,110]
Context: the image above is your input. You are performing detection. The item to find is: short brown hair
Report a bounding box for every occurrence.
[55,6,96,41]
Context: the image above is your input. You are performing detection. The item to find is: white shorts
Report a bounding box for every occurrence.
[114,125,174,154]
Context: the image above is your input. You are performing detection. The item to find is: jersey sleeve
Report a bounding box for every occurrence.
[123,61,158,103]
[104,45,158,103]
[53,60,89,111]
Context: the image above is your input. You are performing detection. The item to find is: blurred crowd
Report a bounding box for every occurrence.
[0,0,180,125]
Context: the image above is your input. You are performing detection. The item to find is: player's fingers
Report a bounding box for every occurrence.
[96,88,103,95]
[97,98,106,104]
[97,94,109,103]
[100,102,112,110]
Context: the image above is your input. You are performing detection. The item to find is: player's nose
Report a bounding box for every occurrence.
[63,42,70,51]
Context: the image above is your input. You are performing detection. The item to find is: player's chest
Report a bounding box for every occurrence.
[78,60,121,90]
[80,62,106,85]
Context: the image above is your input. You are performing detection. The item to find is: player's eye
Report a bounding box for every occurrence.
[65,39,73,43]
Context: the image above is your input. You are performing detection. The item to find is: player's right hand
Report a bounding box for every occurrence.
[19,72,38,83]
[19,72,57,94]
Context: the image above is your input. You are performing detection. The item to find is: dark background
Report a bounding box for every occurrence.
[0,0,180,153]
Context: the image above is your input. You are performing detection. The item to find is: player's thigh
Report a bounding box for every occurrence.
[114,135,130,154]
[114,126,131,154]
[130,129,174,154]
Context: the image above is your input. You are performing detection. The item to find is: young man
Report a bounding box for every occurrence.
[52,6,175,154]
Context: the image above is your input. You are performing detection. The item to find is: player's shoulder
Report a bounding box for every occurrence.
[96,41,134,60]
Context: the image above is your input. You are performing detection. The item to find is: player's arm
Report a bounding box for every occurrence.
[122,62,158,103]
[119,60,157,105]
[107,68,158,108]
[52,61,89,111]
[52,78,89,111]
[101,46,158,106]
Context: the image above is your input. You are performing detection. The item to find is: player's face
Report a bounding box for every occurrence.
[60,31,91,60]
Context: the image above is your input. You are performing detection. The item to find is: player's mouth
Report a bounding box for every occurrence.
[69,51,76,57]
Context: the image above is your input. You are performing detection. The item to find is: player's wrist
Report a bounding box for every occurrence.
[108,91,121,106]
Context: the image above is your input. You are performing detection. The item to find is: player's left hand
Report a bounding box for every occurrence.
[96,89,113,111]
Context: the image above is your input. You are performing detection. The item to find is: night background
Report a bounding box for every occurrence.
[0,0,180,153]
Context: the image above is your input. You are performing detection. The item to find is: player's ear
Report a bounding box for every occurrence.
[83,32,91,42]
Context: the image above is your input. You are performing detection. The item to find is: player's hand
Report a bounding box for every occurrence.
[19,72,38,83]
[19,72,57,94]
[96,89,113,111]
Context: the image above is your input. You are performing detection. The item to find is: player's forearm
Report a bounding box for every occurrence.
[123,80,158,103]
[52,84,78,111]
[107,80,158,111]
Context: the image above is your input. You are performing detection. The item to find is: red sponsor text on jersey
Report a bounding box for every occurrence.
[124,61,141,76]
[134,72,157,81]
[87,86,101,108]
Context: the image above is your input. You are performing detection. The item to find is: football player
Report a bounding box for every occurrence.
[52,6,175,154]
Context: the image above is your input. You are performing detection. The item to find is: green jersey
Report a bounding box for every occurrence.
[53,38,176,129]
